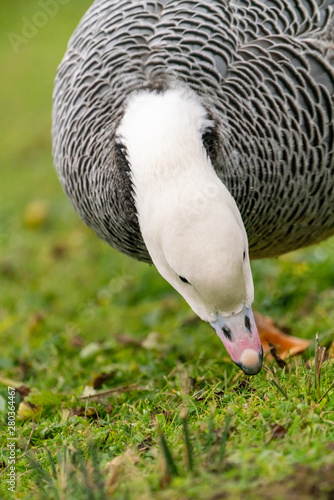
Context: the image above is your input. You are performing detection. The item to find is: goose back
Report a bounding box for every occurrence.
[52,0,334,261]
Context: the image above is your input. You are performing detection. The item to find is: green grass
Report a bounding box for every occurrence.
[0,2,334,499]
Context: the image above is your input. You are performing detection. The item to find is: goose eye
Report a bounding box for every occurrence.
[243,251,246,260]
[179,276,190,284]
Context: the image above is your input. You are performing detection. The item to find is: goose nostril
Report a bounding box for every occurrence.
[222,325,232,340]
[245,315,251,333]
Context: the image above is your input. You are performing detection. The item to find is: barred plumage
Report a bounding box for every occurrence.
[52,0,334,262]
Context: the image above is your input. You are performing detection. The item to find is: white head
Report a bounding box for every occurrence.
[118,88,263,374]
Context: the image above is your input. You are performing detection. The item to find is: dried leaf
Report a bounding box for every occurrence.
[137,435,153,453]
[23,200,49,229]
[232,379,255,394]
[51,243,69,259]
[214,390,225,406]
[82,385,97,398]
[115,333,142,347]
[16,359,33,381]
[70,406,98,418]
[105,450,139,494]
[256,464,334,499]
[255,312,310,357]
[150,411,157,427]
[69,335,84,349]
[0,262,15,278]
[27,311,46,334]
[105,403,114,415]
[16,385,31,400]
[17,401,40,421]
[162,409,173,424]
[80,342,104,360]
[141,332,160,350]
[92,370,116,389]
[61,407,70,421]
[269,423,287,441]
[179,370,195,395]
[0,376,25,389]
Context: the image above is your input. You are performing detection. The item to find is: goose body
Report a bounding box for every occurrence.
[52,0,334,375]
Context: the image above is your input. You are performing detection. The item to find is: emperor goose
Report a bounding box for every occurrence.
[52,0,334,375]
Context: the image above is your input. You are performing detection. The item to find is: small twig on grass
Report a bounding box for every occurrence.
[269,343,287,370]
[0,376,24,389]
[79,383,148,402]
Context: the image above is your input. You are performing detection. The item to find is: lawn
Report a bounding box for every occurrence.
[0,1,334,499]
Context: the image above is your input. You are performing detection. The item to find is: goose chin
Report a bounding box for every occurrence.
[210,306,263,375]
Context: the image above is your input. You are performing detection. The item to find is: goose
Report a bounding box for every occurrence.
[52,0,334,376]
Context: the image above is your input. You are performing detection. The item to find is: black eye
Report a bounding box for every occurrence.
[243,251,246,260]
[179,276,190,284]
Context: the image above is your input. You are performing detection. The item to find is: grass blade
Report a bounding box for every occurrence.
[159,432,178,477]
[219,414,231,463]
[180,409,193,472]
[317,380,334,404]
[265,365,288,399]
[46,448,57,480]
[314,333,319,393]
[314,333,326,399]
[271,379,288,399]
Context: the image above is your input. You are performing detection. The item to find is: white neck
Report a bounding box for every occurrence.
[118,87,242,228]
[117,88,253,319]
[119,88,212,178]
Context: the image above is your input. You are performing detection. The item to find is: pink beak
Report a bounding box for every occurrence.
[210,306,263,375]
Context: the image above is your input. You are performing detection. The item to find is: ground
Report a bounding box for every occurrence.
[0,1,334,499]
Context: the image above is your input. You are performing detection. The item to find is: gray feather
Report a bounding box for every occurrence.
[52,0,334,261]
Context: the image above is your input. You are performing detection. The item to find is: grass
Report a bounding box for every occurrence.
[0,1,334,499]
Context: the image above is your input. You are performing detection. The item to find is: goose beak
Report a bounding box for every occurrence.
[210,306,263,375]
